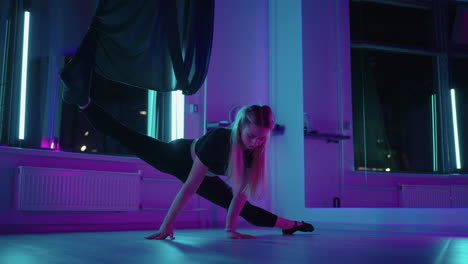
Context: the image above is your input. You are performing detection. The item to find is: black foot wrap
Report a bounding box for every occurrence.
[282,221,314,235]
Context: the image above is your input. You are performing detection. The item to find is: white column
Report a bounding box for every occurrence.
[268,0,305,218]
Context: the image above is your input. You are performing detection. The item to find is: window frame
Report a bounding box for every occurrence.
[350,0,467,175]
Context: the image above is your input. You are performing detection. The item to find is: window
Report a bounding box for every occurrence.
[350,1,435,49]
[350,0,467,174]
[352,49,435,172]
[0,4,8,142]
[0,0,183,157]
[449,58,467,173]
[59,71,150,155]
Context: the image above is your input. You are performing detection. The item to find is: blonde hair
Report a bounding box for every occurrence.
[226,105,275,200]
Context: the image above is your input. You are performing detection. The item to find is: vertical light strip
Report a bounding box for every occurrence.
[1,20,9,85]
[431,94,438,172]
[1,20,9,104]
[147,90,157,138]
[361,59,368,181]
[171,90,184,140]
[169,68,184,141]
[203,78,207,135]
[450,89,461,169]
[19,11,30,140]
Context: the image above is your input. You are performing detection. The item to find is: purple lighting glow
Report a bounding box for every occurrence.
[41,137,60,150]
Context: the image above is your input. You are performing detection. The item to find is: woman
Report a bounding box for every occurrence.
[73,95,313,240]
[61,0,312,240]
[61,2,312,238]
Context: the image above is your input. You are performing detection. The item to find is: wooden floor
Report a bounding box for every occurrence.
[1,227,467,264]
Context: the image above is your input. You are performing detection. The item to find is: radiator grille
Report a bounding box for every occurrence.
[16,166,141,211]
[399,185,451,207]
[451,185,468,207]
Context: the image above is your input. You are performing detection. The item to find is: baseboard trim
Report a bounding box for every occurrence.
[314,221,468,235]
[0,222,205,234]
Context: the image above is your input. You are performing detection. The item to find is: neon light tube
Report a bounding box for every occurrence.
[431,94,438,172]
[450,89,461,169]
[19,11,30,140]
[147,90,157,138]
[1,20,9,91]
[170,67,184,141]
[171,90,184,141]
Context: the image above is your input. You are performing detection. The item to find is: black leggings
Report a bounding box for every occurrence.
[83,102,278,227]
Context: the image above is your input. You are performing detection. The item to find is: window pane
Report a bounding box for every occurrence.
[450,58,468,173]
[6,1,99,150]
[59,72,149,155]
[448,3,458,44]
[0,5,7,125]
[5,1,157,156]
[351,49,436,173]
[449,2,468,50]
[0,6,6,145]
[350,1,435,49]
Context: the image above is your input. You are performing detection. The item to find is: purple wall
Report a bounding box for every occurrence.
[206,0,269,123]
[302,0,342,208]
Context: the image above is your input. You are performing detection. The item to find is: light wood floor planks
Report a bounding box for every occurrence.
[0,228,467,264]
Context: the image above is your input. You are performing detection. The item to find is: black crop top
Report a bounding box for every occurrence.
[195,128,253,175]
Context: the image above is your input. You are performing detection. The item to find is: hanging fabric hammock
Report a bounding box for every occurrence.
[85,0,214,96]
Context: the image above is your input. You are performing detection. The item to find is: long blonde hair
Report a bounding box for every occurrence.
[226,105,275,200]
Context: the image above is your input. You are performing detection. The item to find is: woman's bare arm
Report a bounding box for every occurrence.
[225,191,256,239]
[146,156,208,240]
[225,192,247,231]
[162,156,208,226]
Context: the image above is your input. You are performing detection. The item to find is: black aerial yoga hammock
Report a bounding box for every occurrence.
[84,0,214,96]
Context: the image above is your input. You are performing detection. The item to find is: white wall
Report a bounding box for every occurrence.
[268,0,305,217]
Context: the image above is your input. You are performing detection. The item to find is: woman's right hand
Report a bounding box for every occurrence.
[145,225,175,240]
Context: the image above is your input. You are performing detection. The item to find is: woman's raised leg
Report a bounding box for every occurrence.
[82,101,190,179]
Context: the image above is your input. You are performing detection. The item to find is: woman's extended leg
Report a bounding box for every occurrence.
[197,176,277,227]
[82,101,192,179]
[196,176,313,233]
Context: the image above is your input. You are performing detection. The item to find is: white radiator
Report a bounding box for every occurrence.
[15,166,141,211]
[451,185,468,207]
[399,185,451,207]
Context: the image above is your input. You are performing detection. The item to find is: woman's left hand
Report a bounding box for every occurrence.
[226,230,257,239]
[145,225,175,240]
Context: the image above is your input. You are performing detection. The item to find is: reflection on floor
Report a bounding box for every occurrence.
[1,227,467,264]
